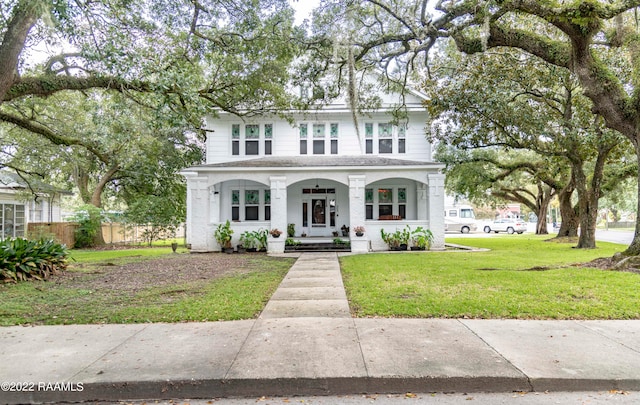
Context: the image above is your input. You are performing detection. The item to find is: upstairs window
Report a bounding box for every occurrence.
[398,124,406,154]
[231,123,272,156]
[365,123,374,154]
[231,124,240,156]
[299,123,308,154]
[378,123,393,154]
[330,123,339,154]
[313,123,325,155]
[264,124,273,155]
[298,122,337,155]
[245,125,259,155]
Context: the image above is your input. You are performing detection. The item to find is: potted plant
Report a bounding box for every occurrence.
[381,229,400,250]
[399,226,411,250]
[214,220,234,253]
[287,223,296,237]
[256,228,269,251]
[239,231,257,252]
[341,225,349,236]
[353,226,365,237]
[270,228,282,238]
[381,228,410,251]
[410,226,434,251]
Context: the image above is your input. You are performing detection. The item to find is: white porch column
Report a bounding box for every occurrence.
[349,175,368,253]
[417,183,428,221]
[268,176,287,254]
[184,174,213,252]
[209,184,220,224]
[427,173,446,250]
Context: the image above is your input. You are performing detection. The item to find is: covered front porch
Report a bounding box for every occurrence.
[182,156,445,253]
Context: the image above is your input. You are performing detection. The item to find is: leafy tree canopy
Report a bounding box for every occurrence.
[0,0,306,222]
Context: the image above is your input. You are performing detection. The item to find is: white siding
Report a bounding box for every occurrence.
[205,110,433,164]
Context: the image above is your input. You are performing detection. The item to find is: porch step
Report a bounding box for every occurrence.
[285,237,351,252]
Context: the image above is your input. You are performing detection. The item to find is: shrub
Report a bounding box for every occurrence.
[68,205,103,248]
[0,238,69,283]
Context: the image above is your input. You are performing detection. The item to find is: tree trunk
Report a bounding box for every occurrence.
[573,139,612,249]
[535,201,549,234]
[556,183,579,237]
[624,147,640,256]
[573,161,597,249]
[87,166,119,246]
[0,0,40,103]
[534,185,553,234]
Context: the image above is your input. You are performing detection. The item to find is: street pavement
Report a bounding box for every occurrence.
[447,227,635,246]
[2,252,640,404]
[596,230,634,245]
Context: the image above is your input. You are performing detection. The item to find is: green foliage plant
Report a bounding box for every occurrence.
[411,226,434,250]
[68,205,103,248]
[253,229,269,251]
[333,238,349,246]
[285,237,300,246]
[380,228,399,249]
[287,223,295,237]
[240,229,267,250]
[0,238,69,283]
[214,220,234,249]
[380,226,411,250]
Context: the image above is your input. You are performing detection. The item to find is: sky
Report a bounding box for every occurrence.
[289,0,321,25]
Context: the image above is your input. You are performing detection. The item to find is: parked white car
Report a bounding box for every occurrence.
[483,218,527,234]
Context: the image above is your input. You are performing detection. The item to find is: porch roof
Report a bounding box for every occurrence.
[0,171,73,195]
[188,156,444,170]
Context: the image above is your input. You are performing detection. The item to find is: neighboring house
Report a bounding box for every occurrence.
[182,86,445,253]
[0,171,71,238]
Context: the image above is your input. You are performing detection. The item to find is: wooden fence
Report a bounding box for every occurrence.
[27,222,185,247]
[28,222,77,246]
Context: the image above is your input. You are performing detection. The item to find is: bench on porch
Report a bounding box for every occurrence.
[378,215,403,220]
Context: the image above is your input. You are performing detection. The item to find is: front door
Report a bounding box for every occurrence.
[302,188,336,236]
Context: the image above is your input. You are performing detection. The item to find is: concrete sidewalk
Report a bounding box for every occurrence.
[2,252,640,404]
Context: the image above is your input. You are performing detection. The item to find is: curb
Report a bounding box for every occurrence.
[6,376,640,404]
[3,376,534,404]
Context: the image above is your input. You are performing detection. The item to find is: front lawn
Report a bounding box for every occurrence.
[340,236,640,319]
[0,248,295,326]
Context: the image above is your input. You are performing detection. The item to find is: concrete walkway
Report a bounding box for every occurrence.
[2,252,640,404]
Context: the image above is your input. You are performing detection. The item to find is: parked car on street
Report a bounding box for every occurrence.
[483,218,527,234]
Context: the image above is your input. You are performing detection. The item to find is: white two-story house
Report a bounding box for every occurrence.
[182,87,445,253]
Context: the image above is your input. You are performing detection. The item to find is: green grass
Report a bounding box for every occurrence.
[69,246,188,264]
[0,249,294,325]
[340,235,640,319]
